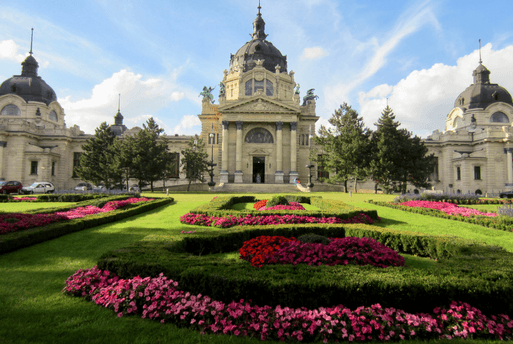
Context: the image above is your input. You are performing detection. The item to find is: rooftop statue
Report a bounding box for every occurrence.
[218,82,225,96]
[199,86,215,104]
[294,83,300,95]
[302,88,318,105]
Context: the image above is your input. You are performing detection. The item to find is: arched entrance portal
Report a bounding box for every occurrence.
[253,156,265,183]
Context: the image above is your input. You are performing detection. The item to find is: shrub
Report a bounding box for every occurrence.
[266,195,288,208]
[296,233,331,245]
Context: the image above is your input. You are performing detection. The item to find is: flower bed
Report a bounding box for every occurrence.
[1,198,152,235]
[8,197,37,202]
[239,235,405,268]
[64,266,513,342]
[180,213,377,228]
[399,201,497,217]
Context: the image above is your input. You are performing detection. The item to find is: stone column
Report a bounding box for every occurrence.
[220,121,229,184]
[0,141,6,180]
[289,122,298,183]
[234,121,243,183]
[275,122,284,183]
[506,148,513,187]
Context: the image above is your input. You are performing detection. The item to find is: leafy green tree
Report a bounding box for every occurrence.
[315,103,371,192]
[180,135,210,192]
[130,118,171,192]
[77,122,122,188]
[370,106,435,193]
[113,135,137,190]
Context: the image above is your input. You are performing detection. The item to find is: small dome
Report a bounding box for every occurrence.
[454,63,513,109]
[229,5,287,73]
[0,54,57,105]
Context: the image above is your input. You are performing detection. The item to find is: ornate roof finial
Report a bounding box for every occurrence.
[252,0,267,40]
[118,93,121,112]
[29,28,34,55]
[479,39,482,64]
[258,0,261,15]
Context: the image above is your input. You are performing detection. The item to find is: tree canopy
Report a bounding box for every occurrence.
[180,135,210,192]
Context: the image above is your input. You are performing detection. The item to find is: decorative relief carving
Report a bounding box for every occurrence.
[245,128,274,143]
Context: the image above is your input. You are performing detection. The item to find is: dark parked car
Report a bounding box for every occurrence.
[499,190,513,198]
[74,182,94,191]
[0,181,23,194]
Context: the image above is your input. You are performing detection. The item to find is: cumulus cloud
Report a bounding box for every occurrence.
[173,114,201,135]
[58,69,185,134]
[0,39,26,63]
[358,43,513,136]
[301,47,328,60]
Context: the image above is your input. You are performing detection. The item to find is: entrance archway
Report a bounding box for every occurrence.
[253,156,265,183]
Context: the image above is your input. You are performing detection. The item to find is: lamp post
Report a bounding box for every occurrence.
[208,124,216,187]
[306,127,314,188]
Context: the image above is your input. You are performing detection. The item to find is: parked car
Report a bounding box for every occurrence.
[74,182,94,191]
[22,182,55,194]
[129,184,140,192]
[0,181,23,194]
[93,185,105,192]
[499,190,513,198]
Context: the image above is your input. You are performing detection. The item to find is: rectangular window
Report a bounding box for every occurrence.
[474,166,481,180]
[73,152,81,178]
[254,80,264,93]
[30,161,38,175]
[245,80,252,96]
[208,135,211,144]
[217,133,220,144]
[456,166,461,181]
[51,162,56,176]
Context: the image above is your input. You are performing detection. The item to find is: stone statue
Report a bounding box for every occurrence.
[219,81,225,96]
[199,86,215,104]
[294,83,300,95]
[302,88,319,105]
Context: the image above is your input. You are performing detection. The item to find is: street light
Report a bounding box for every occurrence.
[208,124,216,187]
[306,127,314,188]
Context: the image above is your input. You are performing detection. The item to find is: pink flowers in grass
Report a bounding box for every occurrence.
[399,201,497,218]
[260,202,306,211]
[180,213,377,228]
[64,266,513,342]
[1,198,152,235]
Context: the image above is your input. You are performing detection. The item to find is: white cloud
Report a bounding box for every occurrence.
[173,114,201,135]
[301,47,328,60]
[358,43,513,136]
[0,39,26,63]
[58,69,185,134]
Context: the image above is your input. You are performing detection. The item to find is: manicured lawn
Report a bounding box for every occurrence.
[0,192,509,343]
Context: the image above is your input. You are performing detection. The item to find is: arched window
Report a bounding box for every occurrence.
[244,128,274,143]
[490,112,509,123]
[1,104,21,116]
[49,110,58,122]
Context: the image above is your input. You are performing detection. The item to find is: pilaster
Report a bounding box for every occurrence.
[220,121,229,183]
[235,121,243,183]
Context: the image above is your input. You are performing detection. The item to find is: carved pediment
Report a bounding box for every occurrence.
[221,97,298,114]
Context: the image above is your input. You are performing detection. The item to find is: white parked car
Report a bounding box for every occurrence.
[74,182,95,191]
[22,182,55,194]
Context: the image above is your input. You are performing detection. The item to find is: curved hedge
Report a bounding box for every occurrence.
[97,222,513,316]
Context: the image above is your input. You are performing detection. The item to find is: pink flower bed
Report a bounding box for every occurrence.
[261,237,405,268]
[260,202,306,211]
[399,201,497,217]
[180,213,377,228]
[1,198,152,235]
[63,266,513,342]
[9,197,37,202]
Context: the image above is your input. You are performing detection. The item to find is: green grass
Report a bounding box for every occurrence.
[0,191,509,343]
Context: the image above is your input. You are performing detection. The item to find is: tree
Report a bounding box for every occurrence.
[180,135,210,192]
[113,135,137,190]
[315,103,371,192]
[76,122,122,189]
[370,106,435,193]
[130,118,171,192]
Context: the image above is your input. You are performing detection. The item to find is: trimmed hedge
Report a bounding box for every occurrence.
[368,200,513,232]
[97,221,513,316]
[0,198,173,255]
[188,195,378,221]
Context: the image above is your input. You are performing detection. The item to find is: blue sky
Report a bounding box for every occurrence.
[1,0,513,137]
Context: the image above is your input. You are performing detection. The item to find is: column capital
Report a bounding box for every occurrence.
[276,121,283,131]
[222,121,229,130]
[290,122,297,131]
[236,121,243,130]
[0,141,6,148]
[505,148,513,153]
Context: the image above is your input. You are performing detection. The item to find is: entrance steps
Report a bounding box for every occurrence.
[213,183,302,193]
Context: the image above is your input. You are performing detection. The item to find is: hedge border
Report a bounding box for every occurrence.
[368,200,513,232]
[97,220,513,316]
[0,198,174,255]
[2,193,138,203]
[188,195,379,221]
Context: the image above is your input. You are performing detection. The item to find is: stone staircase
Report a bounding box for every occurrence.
[213,183,303,193]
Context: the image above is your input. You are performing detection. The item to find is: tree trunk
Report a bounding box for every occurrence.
[344,180,348,193]
[353,176,358,193]
[150,181,154,193]
[187,179,192,192]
